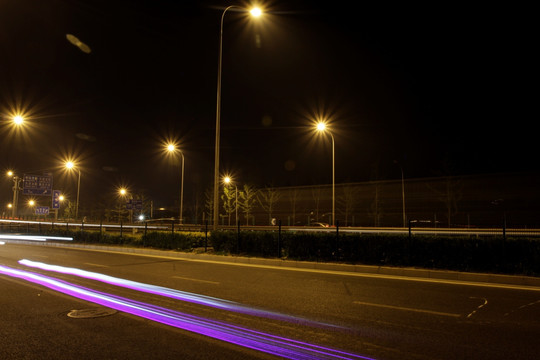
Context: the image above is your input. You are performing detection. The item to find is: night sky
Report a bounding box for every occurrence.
[0,0,535,208]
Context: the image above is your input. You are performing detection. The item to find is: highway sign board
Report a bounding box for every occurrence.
[23,174,53,196]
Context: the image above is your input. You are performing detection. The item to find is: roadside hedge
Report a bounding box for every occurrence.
[45,229,540,276]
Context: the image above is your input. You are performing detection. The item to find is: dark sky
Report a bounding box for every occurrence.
[0,0,535,208]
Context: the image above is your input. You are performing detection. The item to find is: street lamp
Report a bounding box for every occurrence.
[56,194,65,220]
[7,170,21,218]
[166,143,185,225]
[13,115,24,125]
[213,5,262,230]
[65,161,81,220]
[315,122,335,227]
[223,176,238,225]
[27,199,36,217]
[119,187,132,223]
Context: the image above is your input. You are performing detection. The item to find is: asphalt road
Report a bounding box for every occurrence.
[1,242,540,360]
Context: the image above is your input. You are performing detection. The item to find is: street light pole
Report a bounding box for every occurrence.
[235,185,238,225]
[214,6,233,230]
[330,132,335,227]
[75,169,81,220]
[11,175,21,219]
[316,123,335,227]
[65,162,81,220]
[223,176,238,226]
[166,144,185,225]
[119,188,132,223]
[213,6,262,230]
[180,151,184,225]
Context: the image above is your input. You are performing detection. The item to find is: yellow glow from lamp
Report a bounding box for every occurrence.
[250,7,262,17]
[13,115,24,125]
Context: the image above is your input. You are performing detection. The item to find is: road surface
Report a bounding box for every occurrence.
[1,241,539,359]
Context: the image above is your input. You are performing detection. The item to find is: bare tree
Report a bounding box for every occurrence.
[310,186,322,223]
[239,184,258,225]
[428,177,463,227]
[204,187,213,225]
[221,185,235,225]
[288,188,300,225]
[338,185,358,226]
[257,186,281,225]
[369,182,383,227]
[428,158,463,227]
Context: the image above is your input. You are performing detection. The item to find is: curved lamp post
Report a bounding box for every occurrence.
[167,144,185,225]
[65,161,81,220]
[213,6,262,230]
[316,122,335,227]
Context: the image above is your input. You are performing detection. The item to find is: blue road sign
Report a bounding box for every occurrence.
[23,174,53,196]
[35,206,49,215]
[52,190,61,209]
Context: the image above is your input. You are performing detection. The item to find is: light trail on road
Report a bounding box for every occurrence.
[18,259,340,329]
[0,264,373,360]
[0,234,73,241]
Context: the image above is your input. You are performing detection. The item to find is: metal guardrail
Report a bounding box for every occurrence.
[1,219,539,238]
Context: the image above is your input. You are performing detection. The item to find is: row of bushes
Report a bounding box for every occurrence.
[43,229,540,276]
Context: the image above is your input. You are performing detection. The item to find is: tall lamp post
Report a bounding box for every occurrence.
[167,144,185,225]
[316,122,335,227]
[119,188,133,223]
[65,161,81,220]
[213,6,262,230]
[7,171,21,219]
[223,176,238,225]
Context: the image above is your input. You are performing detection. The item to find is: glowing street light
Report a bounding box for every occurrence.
[13,115,24,125]
[166,143,185,225]
[315,121,335,227]
[65,161,81,220]
[213,5,263,230]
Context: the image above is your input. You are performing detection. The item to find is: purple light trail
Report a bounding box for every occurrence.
[0,264,374,360]
[18,259,338,329]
